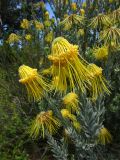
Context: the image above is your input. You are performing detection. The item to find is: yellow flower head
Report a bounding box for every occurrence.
[77,29,85,37]
[61,109,76,121]
[21,19,29,29]
[63,92,79,112]
[25,34,32,41]
[34,1,45,9]
[109,0,113,3]
[93,46,108,60]
[82,2,86,8]
[111,8,120,23]
[30,110,61,138]
[80,9,85,16]
[88,64,110,100]
[48,37,92,93]
[18,65,49,101]
[44,11,50,20]
[34,20,44,30]
[44,20,51,27]
[98,127,112,145]
[71,3,77,11]
[72,121,81,131]
[100,27,120,46]
[7,33,20,44]
[45,31,53,43]
[90,14,112,28]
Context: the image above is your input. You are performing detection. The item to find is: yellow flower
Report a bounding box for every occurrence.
[88,64,110,100]
[72,121,81,131]
[71,3,77,11]
[21,19,29,29]
[44,11,50,20]
[60,14,84,30]
[61,109,76,121]
[82,2,86,8]
[30,110,61,138]
[48,37,92,93]
[45,31,53,43]
[111,7,120,23]
[100,27,120,46]
[33,1,45,9]
[109,0,113,3]
[93,46,108,60]
[7,33,20,44]
[25,34,32,41]
[34,20,44,30]
[90,14,112,28]
[77,29,85,37]
[44,20,51,27]
[18,65,49,101]
[63,92,79,112]
[98,127,112,145]
[80,9,85,16]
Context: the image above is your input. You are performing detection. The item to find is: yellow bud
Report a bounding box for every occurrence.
[71,3,77,11]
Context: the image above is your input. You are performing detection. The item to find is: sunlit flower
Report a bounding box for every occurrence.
[88,64,110,100]
[109,0,113,3]
[21,19,29,29]
[30,110,61,138]
[71,2,77,11]
[34,20,44,30]
[72,121,81,131]
[93,46,108,60]
[90,14,111,28]
[7,33,20,44]
[111,7,120,23]
[33,1,45,9]
[77,29,85,37]
[61,109,76,121]
[45,31,53,43]
[18,65,49,101]
[100,27,120,46]
[82,2,86,8]
[25,34,32,41]
[63,92,79,113]
[44,20,51,27]
[80,9,85,16]
[45,11,50,20]
[48,37,92,93]
[98,127,112,145]
[60,14,84,31]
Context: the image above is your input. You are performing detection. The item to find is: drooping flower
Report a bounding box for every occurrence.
[34,20,44,30]
[71,2,77,11]
[18,65,49,101]
[111,7,120,23]
[7,33,20,44]
[45,31,53,43]
[21,19,29,29]
[93,46,108,60]
[30,110,61,138]
[61,109,76,121]
[25,34,32,41]
[100,27,120,46]
[88,64,110,100]
[63,92,79,112]
[48,37,92,93]
[60,14,84,31]
[98,127,112,145]
[90,14,111,28]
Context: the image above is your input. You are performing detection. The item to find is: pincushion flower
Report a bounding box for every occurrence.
[18,65,49,101]
[80,9,85,16]
[61,109,76,121]
[7,33,20,44]
[25,34,32,41]
[82,2,86,8]
[45,31,53,43]
[98,127,112,145]
[60,14,84,30]
[30,110,61,138]
[71,2,77,11]
[63,92,79,112]
[44,11,50,20]
[90,14,111,28]
[21,19,29,29]
[33,1,45,9]
[88,64,110,100]
[44,20,51,27]
[93,46,108,60]
[100,27,120,46]
[77,29,85,37]
[48,37,92,93]
[34,20,44,30]
[111,7,120,23]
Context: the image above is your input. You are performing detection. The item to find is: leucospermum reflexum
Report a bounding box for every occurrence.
[63,92,79,113]
[48,37,92,93]
[98,126,112,145]
[18,65,49,101]
[88,64,110,100]
[30,110,61,138]
[93,46,108,60]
